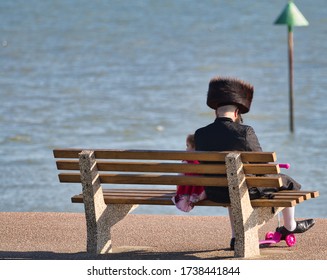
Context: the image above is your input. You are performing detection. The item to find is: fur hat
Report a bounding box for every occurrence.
[206,76,254,114]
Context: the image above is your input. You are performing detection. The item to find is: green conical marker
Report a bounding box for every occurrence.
[275,1,309,30]
[274,1,309,133]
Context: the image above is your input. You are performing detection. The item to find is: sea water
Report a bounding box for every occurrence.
[1,0,326,218]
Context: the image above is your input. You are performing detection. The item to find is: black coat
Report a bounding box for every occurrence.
[194,117,300,203]
[195,117,262,152]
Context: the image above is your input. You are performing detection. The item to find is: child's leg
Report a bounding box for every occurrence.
[281,207,297,231]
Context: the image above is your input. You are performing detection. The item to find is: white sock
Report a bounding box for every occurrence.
[228,207,235,238]
[282,207,297,231]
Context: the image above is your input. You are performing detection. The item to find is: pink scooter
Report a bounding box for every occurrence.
[259,163,296,247]
[260,231,296,247]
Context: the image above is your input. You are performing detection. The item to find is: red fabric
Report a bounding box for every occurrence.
[176,160,205,196]
[172,160,207,212]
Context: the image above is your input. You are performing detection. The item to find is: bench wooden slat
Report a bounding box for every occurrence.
[104,188,176,194]
[56,160,227,174]
[56,160,280,175]
[250,199,297,207]
[278,190,319,199]
[270,194,304,203]
[245,177,282,188]
[103,189,174,197]
[71,193,177,205]
[59,173,229,186]
[93,150,229,161]
[56,160,80,170]
[243,164,280,174]
[272,192,310,201]
[54,149,276,162]
[58,173,282,188]
[98,161,228,174]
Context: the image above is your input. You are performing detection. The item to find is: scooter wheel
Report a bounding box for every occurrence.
[285,234,296,247]
[265,232,275,240]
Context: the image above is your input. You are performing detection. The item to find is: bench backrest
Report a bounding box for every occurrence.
[54,149,283,189]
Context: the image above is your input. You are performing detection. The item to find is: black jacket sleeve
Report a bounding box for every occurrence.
[245,126,262,152]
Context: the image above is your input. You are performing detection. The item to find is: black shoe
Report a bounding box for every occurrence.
[276,219,315,239]
[230,238,235,250]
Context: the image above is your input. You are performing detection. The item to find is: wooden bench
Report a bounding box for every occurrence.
[53,148,319,258]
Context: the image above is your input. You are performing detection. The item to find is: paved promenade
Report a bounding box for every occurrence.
[0,212,326,260]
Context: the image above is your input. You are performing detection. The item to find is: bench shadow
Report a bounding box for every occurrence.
[0,248,234,260]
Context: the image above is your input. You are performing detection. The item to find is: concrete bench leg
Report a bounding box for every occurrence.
[226,153,260,258]
[88,203,137,254]
[79,150,138,254]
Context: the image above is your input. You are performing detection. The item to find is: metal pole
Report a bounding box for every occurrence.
[288,26,294,133]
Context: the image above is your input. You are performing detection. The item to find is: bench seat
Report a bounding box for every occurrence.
[71,189,318,207]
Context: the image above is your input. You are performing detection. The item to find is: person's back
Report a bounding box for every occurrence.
[195,117,261,152]
[193,76,315,250]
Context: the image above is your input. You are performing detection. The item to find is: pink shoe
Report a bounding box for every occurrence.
[172,195,193,212]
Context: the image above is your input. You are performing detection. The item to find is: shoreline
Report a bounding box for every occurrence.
[0,212,326,260]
